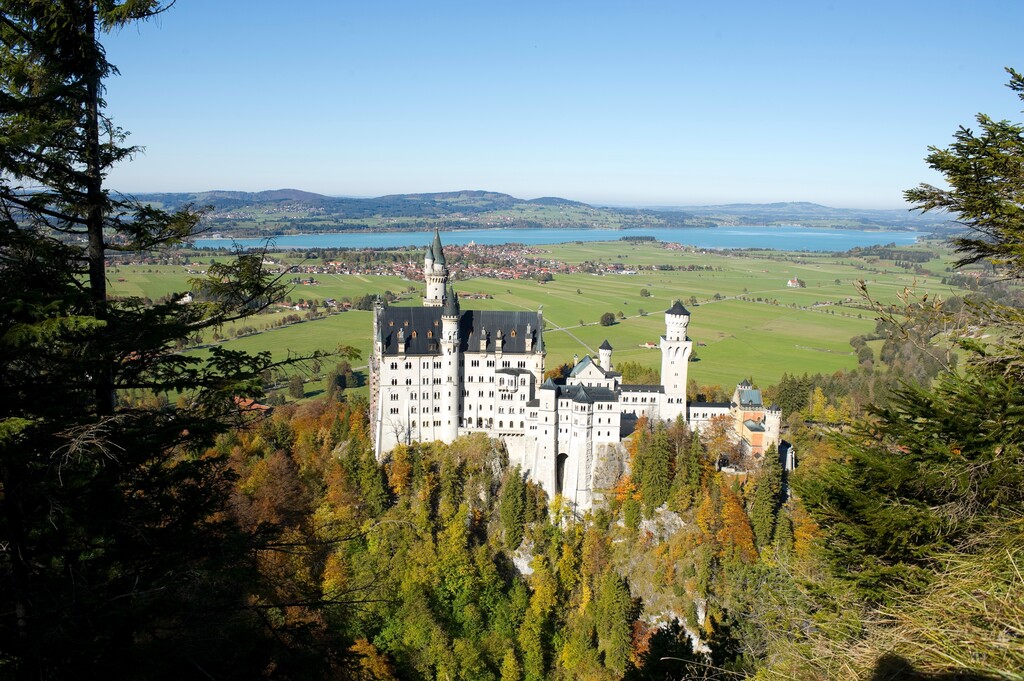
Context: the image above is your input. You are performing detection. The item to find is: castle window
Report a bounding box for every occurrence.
[411,330,417,338]
[403,320,409,326]
[510,329,516,337]
[427,330,433,338]
[433,320,439,326]
[428,343,437,351]
[389,321,394,327]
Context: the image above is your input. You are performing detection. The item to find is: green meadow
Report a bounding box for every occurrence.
[109,239,964,394]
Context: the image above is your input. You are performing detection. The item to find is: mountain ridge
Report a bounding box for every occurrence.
[130,189,953,236]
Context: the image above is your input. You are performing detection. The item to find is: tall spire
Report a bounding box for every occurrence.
[442,285,459,317]
[432,228,446,266]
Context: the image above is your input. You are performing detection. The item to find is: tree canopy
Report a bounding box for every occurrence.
[0,3,332,676]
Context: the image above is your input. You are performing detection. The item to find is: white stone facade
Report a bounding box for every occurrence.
[369,231,781,511]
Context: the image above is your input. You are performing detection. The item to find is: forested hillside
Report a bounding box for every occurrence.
[1,3,1020,679]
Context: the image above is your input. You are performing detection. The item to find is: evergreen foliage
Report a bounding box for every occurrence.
[500,466,528,549]
[748,444,782,549]
[0,2,339,676]
[905,68,1024,275]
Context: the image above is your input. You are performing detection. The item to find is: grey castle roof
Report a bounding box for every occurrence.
[560,383,617,404]
[431,229,446,265]
[666,300,690,316]
[736,388,763,407]
[569,355,596,377]
[379,307,540,356]
[599,339,613,351]
[442,286,459,317]
[620,384,664,393]
[743,419,765,432]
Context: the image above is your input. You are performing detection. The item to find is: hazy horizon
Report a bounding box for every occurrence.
[101,1,1023,210]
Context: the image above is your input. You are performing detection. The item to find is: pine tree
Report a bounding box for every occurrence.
[595,569,633,675]
[500,466,528,549]
[749,444,783,549]
[0,3,331,675]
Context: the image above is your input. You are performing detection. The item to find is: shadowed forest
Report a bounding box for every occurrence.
[0,3,1021,679]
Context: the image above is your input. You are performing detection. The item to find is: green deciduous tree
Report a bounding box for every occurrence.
[289,373,306,399]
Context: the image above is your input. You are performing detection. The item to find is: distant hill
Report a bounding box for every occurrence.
[647,201,949,229]
[131,189,954,237]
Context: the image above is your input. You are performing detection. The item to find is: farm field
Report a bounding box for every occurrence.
[112,239,966,396]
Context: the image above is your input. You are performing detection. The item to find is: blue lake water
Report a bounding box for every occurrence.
[192,226,923,252]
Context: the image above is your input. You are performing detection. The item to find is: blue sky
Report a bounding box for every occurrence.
[102,0,1024,208]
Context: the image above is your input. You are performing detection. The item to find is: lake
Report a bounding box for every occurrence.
[191,226,923,252]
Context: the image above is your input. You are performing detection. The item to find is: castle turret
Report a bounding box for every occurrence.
[598,339,613,370]
[764,403,782,451]
[532,309,545,386]
[439,285,461,442]
[424,228,448,307]
[660,300,692,422]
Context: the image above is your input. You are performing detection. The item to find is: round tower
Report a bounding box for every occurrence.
[660,300,692,422]
[424,228,448,307]
[440,285,461,442]
[598,339,613,370]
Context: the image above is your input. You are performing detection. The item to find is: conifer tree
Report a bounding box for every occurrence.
[500,466,528,549]
[595,569,633,676]
[749,444,783,549]
[0,3,326,675]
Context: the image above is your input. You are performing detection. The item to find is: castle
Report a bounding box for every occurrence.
[370,230,781,510]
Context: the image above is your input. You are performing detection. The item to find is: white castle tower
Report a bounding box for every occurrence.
[439,286,461,442]
[764,403,782,450]
[660,300,692,421]
[598,339,613,370]
[423,228,448,307]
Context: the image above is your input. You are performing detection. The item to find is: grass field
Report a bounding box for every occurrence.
[111,239,970,395]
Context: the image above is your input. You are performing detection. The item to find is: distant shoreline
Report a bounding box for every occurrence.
[191,225,925,252]
[196,223,917,240]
